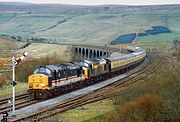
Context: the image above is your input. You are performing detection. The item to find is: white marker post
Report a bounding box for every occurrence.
[11,52,28,116]
[12,57,16,116]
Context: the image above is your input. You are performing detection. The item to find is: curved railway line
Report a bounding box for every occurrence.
[7,51,175,122]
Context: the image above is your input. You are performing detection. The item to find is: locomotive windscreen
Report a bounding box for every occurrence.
[33,67,52,75]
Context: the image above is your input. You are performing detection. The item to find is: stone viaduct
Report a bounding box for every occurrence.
[73,45,116,59]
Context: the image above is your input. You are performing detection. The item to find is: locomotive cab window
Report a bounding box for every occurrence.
[33,67,51,75]
[104,64,107,70]
[77,69,82,77]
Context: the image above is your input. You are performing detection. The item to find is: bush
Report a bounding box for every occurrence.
[105,94,162,122]
[15,53,67,82]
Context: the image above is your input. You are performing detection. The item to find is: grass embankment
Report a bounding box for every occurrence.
[17,43,72,59]
[0,83,28,97]
[53,56,179,122]
[0,38,16,50]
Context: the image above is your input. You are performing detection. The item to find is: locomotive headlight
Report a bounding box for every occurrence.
[41,83,46,87]
[29,83,33,88]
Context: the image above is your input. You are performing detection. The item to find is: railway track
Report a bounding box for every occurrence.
[10,51,174,122]
[0,93,42,114]
[0,93,28,105]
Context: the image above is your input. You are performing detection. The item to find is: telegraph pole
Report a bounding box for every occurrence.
[11,52,28,116]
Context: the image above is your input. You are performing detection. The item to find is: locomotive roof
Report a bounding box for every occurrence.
[107,53,134,61]
[44,62,81,71]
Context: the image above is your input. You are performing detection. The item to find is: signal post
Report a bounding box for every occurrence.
[11,52,28,116]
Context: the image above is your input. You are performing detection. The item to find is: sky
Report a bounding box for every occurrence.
[0,0,180,5]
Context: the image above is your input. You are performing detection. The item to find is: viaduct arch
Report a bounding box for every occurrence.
[74,46,112,59]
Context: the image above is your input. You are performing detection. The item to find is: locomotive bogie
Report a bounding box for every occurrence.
[28,89,48,99]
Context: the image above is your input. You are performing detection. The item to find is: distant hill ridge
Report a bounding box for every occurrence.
[0,2,32,5]
[0,2,180,14]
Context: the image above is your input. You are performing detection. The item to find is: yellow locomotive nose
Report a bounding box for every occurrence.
[28,74,48,90]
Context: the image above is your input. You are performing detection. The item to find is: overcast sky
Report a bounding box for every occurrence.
[0,0,180,5]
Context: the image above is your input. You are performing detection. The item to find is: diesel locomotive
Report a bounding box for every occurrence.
[28,47,146,99]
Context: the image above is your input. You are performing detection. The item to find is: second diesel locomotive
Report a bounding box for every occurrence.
[28,47,146,99]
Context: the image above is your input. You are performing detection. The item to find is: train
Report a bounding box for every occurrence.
[28,47,146,99]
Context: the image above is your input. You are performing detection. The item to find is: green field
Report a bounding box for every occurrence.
[0,37,16,50]
[0,4,180,46]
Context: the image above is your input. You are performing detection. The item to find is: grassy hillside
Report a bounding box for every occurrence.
[0,4,180,45]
